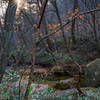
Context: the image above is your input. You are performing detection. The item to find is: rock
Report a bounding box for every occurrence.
[53,89,78,97]
[53,87,100,99]
[30,84,48,94]
[60,78,77,85]
[50,66,64,75]
[54,82,70,90]
[50,64,79,76]
[54,78,77,90]
[34,68,48,75]
[49,59,100,88]
[82,58,100,87]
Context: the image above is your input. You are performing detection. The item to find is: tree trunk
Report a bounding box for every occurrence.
[0,0,17,83]
[71,0,78,44]
[37,0,53,51]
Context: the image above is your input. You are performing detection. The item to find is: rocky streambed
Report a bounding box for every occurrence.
[0,58,100,100]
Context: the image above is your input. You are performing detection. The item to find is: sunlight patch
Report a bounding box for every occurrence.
[14,0,23,10]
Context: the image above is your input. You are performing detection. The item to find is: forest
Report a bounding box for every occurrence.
[0,0,100,100]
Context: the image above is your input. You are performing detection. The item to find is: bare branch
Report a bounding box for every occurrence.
[37,0,48,28]
[38,8,100,44]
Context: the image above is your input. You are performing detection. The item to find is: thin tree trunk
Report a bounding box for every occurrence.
[71,0,78,44]
[92,11,98,42]
[37,0,53,51]
[51,0,67,47]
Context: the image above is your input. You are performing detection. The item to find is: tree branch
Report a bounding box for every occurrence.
[37,0,48,28]
[37,8,100,44]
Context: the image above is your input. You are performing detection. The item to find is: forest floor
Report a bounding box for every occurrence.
[0,66,100,100]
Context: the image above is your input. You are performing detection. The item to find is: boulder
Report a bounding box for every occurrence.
[82,58,100,87]
[54,78,77,90]
[53,87,100,99]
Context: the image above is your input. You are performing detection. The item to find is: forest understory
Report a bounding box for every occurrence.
[1,0,100,100]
